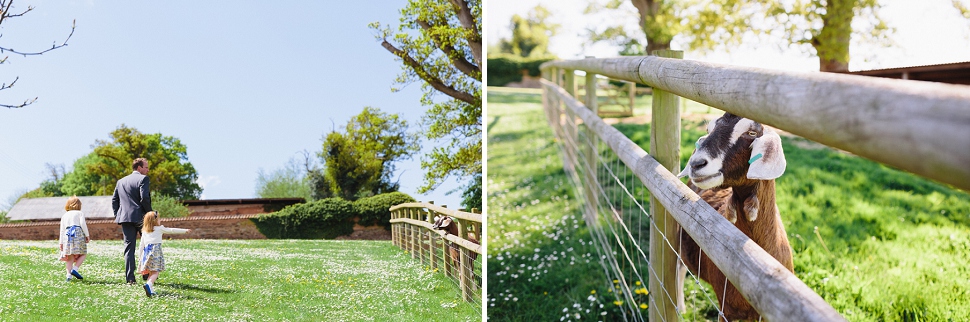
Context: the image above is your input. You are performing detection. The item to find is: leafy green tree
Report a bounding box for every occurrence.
[586,0,969,72]
[498,5,559,58]
[371,0,482,194]
[59,153,111,196]
[460,173,482,211]
[75,124,202,199]
[761,0,889,72]
[150,191,191,218]
[255,157,313,200]
[315,107,419,201]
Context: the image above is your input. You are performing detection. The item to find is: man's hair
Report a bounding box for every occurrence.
[132,158,149,171]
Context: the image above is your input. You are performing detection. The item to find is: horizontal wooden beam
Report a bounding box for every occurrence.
[389,218,482,254]
[542,80,846,322]
[542,57,970,191]
[390,202,483,223]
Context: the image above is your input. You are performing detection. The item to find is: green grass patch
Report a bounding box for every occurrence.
[0,239,479,321]
[486,87,970,321]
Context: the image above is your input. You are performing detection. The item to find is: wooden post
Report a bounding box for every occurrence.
[628,82,636,116]
[408,208,414,254]
[428,209,438,271]
[583,67,600,219]
[648,49,684,322]
[460,247,474,302]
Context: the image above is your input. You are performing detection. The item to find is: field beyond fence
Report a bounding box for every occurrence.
[0,239,479,321]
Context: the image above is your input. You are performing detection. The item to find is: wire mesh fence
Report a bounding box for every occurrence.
[545,81,727,321]
[390,203,483,308]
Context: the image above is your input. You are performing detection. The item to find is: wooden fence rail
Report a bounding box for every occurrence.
[389,202,483,303]
[535,54,938,321]
[542,56,970,191]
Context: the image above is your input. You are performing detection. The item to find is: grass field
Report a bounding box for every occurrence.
[486,86,970,321]
[0,239,479,321]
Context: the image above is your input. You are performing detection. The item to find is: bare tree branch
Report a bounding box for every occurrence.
[380,39,479,105]
[447,0,481,66]
[0,19,75,57]
[416,19,480,78]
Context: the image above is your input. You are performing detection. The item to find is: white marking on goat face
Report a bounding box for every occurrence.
[685,115,758,189]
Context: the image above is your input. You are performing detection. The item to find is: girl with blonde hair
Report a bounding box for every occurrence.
[59,196,90,282]
[137,211,190,297]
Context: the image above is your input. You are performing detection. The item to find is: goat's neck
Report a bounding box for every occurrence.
[731,180,781,240]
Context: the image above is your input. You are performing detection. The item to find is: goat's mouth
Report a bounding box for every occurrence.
[691,172,723,189]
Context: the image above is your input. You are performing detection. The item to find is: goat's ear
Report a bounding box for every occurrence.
[747,130,786,180]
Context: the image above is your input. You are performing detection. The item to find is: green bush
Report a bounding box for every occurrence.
[150,192,191,218]
[353,192,416,229]
[253,197,354,239]
[486,54,555,86]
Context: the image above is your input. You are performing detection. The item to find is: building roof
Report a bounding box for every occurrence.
[845,61,970,85]
[6,196,115,221]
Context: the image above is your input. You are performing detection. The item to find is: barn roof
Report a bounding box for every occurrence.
[7,196,115,221]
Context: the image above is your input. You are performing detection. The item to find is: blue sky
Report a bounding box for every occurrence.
[0,1,470,209]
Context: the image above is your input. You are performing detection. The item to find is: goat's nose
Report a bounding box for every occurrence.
[690,158,708,171]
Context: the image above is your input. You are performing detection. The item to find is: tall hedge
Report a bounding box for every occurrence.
[252,192,416,239]
[486,54,555,86]
[353,191,416,229]
[252,197,354,239]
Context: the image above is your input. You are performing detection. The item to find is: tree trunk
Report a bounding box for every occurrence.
[631,0,671,55]
[814,0,854,72]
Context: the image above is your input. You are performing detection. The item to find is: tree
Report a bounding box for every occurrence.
[314,107,419,201]
[586,0,905,72]
[761,0,889,72]
[371,0,482,195]
[255,156,313,200]
[0,0,75,108]
[461,173,482,211]
[498,5,559,58]
[73,124,202,200]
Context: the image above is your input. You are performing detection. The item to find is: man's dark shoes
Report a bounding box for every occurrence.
[70,269,83,280]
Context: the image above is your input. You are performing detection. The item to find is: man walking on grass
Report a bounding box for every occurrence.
[112,157,153,285]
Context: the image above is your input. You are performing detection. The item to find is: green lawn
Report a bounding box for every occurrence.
[486,86,970,321]
[0,239,480,321]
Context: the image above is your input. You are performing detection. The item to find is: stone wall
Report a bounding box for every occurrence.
[0,215,391,241]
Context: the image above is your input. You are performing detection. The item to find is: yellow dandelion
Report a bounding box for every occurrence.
[591,290,596,295]
[614,300,623,306]
[613,279,619,284]
[635,281,641,286]
[640,303,648,309]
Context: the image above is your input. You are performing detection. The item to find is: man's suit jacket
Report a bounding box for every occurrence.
[112,171,152,224]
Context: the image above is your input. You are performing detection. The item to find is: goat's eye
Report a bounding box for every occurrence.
[747,130,758,137]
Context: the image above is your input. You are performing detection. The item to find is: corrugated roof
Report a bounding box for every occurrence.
[6,196,115,221]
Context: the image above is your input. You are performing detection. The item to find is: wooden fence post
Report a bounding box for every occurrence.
[583,66,600,219]
[648,49,684,322]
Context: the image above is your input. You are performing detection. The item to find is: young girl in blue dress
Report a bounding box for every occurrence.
[59,196,90,282]
[137,211,191,296]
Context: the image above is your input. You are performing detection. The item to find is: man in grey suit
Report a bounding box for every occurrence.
[112,157,152,284]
